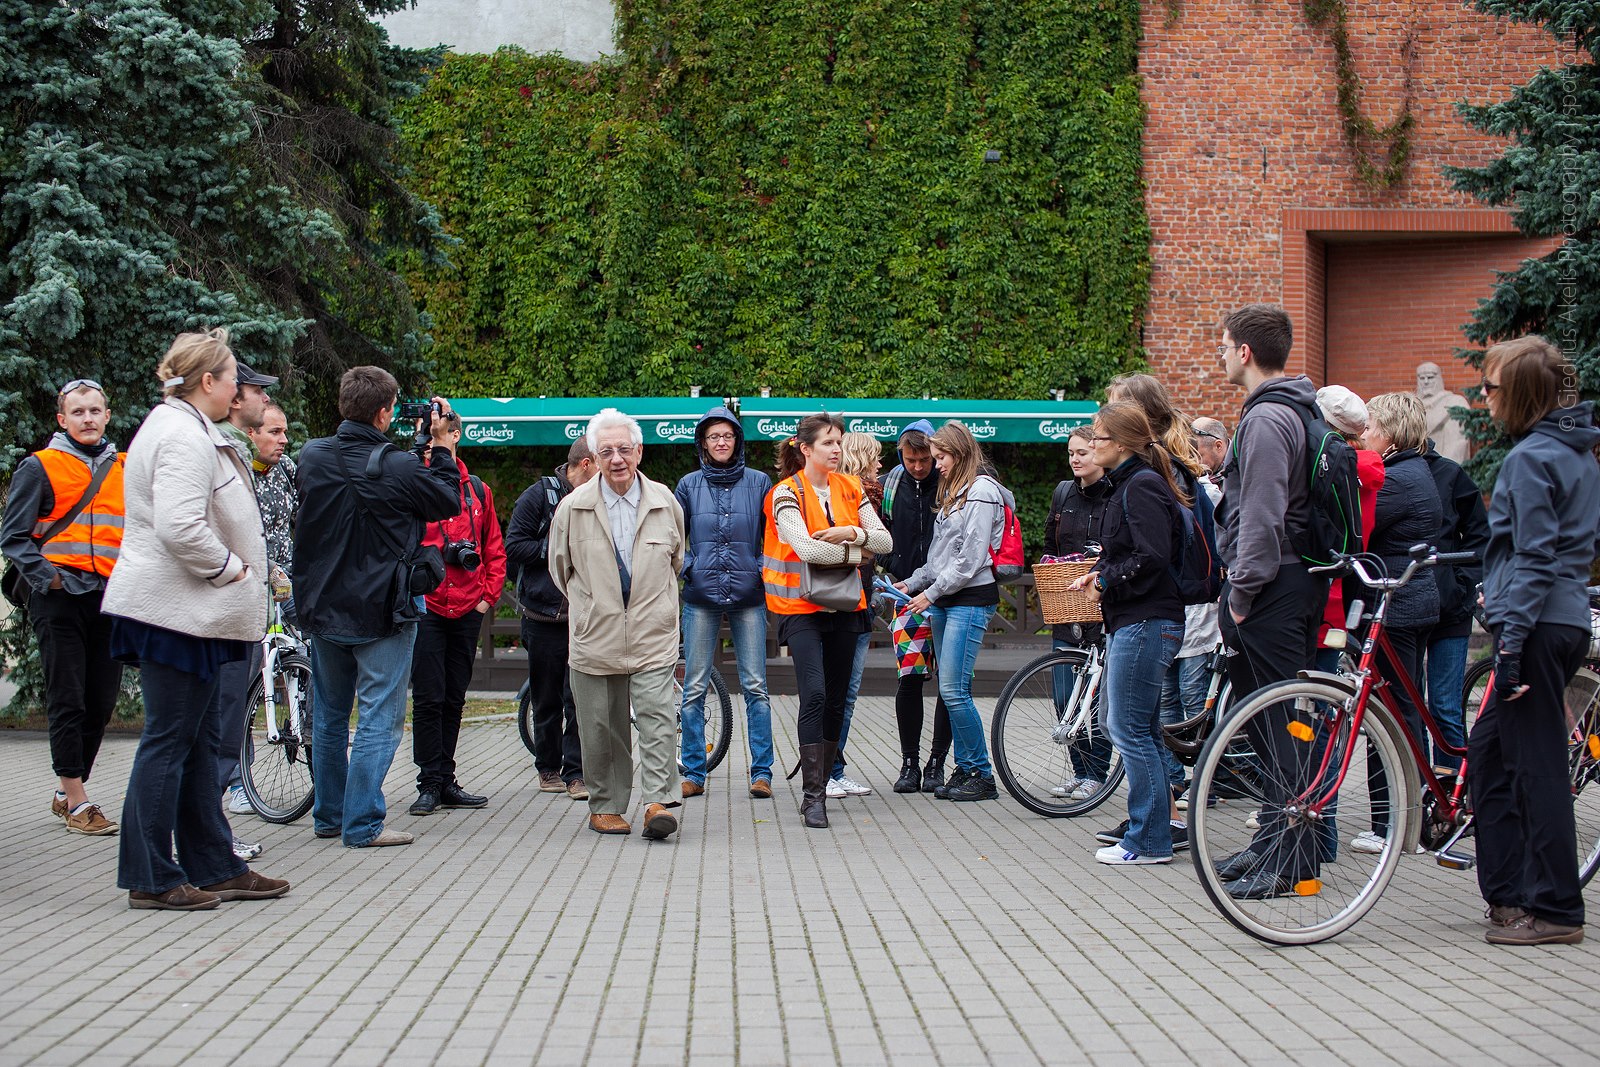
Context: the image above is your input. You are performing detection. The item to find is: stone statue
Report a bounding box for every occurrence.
[1415,362,1470,463]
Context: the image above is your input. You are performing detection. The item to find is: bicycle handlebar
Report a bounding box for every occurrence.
[1307,547,1478,590]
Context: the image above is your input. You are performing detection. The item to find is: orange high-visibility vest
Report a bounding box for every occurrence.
[762,471,866,614]
[32,448,126,579]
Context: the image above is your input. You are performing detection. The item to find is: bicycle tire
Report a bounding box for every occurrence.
[676,663,734,775]
[1566,666,1600,886]
[240,652,315,824]
[1190,679,1412,945]
[990,649,1124,818]
[517,679,536,756]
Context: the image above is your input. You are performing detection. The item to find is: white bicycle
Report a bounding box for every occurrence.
[239,602,315,823]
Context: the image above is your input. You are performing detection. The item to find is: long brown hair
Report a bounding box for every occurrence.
[1484,335,1570,438]
[775,412,846,482]
[1106,372,1204,476]
[930,420,985,516]
[1095,402,1190,506]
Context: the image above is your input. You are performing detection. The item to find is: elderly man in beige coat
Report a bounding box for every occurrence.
[549,408,686,840]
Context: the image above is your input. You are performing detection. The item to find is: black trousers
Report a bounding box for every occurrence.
[788,625,859,747]
[1470,622,1589,927]
[894,674,951,760]
[1367,624,1427,835]
[522,618,583,782]
[410,610,484,790]
[29,587,122,782]
[1219,563,1327,877]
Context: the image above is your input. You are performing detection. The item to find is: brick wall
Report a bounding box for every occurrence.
[1141,0,1564,421]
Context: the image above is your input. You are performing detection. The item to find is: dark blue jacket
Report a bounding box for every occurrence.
[674,407,773,609]
[1484,402,1600,656]
[1368,448,1442,631]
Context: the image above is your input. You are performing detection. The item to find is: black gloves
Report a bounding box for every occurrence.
[1494,651,1523,702]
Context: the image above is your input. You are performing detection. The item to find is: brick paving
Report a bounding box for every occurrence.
[1,695,1597,1066]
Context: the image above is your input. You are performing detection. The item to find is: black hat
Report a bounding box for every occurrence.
[236,362,280,388]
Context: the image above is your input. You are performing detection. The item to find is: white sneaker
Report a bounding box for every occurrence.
[232,838,263,861]
[1351,830,1385,854]
[1050,777,1085,798]
[825,778,848,799]
[1245,810,1261,830]
[831,774,871,796]
[1095,843,1171,865]
[225,786,254,816]
[1069,779,1103,801]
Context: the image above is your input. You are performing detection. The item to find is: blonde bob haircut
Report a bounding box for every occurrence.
[157,328,234,400]
[1365,392,1428,454]
[839,431,882,479]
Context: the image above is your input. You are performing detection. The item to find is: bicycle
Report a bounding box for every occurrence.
[239,602,315,823]
[516,660,735,776]
[1189,545,1600,945]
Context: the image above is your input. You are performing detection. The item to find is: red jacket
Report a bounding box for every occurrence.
[1320,448,1385,645]
[423,457,507,619]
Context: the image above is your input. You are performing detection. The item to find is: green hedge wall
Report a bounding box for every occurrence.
[398,0,1150,401]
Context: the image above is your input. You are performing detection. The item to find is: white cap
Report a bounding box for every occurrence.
[1316,385,1368,436]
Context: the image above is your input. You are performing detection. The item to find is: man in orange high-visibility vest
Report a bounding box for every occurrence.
[0,379,126,836]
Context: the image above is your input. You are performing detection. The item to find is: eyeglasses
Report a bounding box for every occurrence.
[1088,435,1113,443]
[1216,343,1241,358]
[58,378,103,396]
[597,445,637,461]
[1481,379,1501,396]
[704,433,737,443]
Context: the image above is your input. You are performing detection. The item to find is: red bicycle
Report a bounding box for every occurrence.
[1188,546,1600,944]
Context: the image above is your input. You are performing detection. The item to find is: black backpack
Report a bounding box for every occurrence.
[1229,394,1363,567]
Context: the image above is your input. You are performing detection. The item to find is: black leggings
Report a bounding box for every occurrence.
[789,626,859,747]
[894,674,951,759]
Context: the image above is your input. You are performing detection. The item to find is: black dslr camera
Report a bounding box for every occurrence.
[444,539,482,572]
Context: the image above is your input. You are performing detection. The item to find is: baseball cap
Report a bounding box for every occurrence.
[235,362,280,388]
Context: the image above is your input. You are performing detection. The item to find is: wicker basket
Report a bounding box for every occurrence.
[1034,560,1102,624]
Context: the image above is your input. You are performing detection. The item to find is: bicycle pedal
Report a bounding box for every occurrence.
[1435,850,1475,871]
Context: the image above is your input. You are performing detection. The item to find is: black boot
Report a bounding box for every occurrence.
[921,751,947,794]
[893,756,921,794]
[799,742,834,829]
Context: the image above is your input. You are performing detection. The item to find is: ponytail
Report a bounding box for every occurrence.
[1097,402,1191,506]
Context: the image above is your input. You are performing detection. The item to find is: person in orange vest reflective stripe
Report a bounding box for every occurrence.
[0,379,126,836]
[761,413,892,829]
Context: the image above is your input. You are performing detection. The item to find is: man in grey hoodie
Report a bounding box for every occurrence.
[1213,303,1330,899]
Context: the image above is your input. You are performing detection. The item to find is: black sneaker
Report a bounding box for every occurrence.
[1169,824,1189,852]
[946,774,999,802]
[1095,819,1130,845]
[933,768,971,800]
[408,789,439,816]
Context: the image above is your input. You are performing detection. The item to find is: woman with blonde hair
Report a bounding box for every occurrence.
[763,415,893,828]
[827,432,886,798]
[103,329,288,910]
[896,420,1012,802]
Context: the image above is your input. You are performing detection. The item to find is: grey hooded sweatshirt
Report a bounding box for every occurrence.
[903,474,1014,606]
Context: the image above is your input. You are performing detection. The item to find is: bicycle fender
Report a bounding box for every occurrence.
[1297,669,1357,696]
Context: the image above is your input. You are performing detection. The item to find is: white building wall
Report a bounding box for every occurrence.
[380,0,616,61]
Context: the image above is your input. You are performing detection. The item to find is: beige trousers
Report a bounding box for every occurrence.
[568,665,677,816]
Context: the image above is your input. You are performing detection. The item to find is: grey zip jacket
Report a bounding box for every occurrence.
[903,475,1012,605]
[1483,401,1600,656]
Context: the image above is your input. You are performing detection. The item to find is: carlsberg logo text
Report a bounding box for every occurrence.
[967,421,997,439]
[848,419,901,437]
[464,423,516,444]
[564,422,587,440]
[1038,420,1079,440]
[655,421,697,443]
[757,418,798,437]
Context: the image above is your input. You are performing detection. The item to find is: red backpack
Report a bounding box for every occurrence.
[987,479,1025,583]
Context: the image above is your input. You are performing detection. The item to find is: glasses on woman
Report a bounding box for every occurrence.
[1481,379,1501,395]
[1088,435,1114,443]
[704,433,737,443]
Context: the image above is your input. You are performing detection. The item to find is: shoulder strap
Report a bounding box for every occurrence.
[35,454,116,545]
[333,442,410,562]
[541,474,562,508]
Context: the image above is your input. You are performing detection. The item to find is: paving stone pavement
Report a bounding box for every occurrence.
[2,694,1597,1066]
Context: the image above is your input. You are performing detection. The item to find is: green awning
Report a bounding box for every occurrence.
[451,397,1099,446]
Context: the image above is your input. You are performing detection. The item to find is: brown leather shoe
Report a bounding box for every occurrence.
[50,794,68,820]
[64,803,118,836]
[567,778,589,800]
[1484,904,1529,928]
[749,779,773,799]
[200,871,291,901]
[590,813,631,835]
[128,884,220,911]
[682,781,706,799]
[641,803,678,841]
[538,771,565,793]
[1485,915,1584,945]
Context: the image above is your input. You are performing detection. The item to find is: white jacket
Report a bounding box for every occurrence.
[102,398,269,643]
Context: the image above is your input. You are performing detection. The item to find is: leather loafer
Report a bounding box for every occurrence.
[200,871,291,901]
[641,803,678,841]
[590,813,631,835]
[749,779,772,799]
[681,781,706,799]
[1484,903,1530,928]
[352,828,413,848]
[129,884,220,911]
[1214,848,1266,882]
[440,783,488,808]
[408,789,439,816]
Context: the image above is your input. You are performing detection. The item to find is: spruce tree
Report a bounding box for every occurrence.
[1448,2,1599,484]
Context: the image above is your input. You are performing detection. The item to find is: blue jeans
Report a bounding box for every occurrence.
[1103,619,1183,856]
[1426,633,1470,772]
[928,604,995,777]
[832,630,873,778]
[1052,638,1113,783]
[310,625,416,847]
[1158,653,1209,789]
[679,604,775,785]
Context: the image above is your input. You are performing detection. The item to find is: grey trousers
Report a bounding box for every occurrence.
[217,644,265,793]
[569,665,677,816]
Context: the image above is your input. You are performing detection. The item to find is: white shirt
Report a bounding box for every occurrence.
[600,476,642,571]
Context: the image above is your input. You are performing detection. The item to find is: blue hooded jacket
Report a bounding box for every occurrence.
[1483,401,1600,656]
[674,406,773,608]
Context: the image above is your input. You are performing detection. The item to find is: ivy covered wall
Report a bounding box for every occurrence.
[398,0,1150,402]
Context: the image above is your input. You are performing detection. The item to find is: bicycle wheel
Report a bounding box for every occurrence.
[241,653,315,824]
[990,649,1124,818]
[1566,666,1600,886]
[1190,680,1412,945]
[675,662,735,775]
[516,680,535,756]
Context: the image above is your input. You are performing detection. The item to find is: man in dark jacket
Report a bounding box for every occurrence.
[504,438,596,798]
[878,420,951,791]
[1214,303,1329,898]
[294,368,461,848]
[1423,441,1489,771]
[673,407,775,798]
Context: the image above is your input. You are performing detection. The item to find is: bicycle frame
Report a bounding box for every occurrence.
[259,605,310,746]
[1053,642,1105,746]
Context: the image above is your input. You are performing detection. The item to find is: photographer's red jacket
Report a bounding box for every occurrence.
[422,456,507,620]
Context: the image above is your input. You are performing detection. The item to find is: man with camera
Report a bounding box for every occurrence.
[294,369,461,848]
[408,411,506,816]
